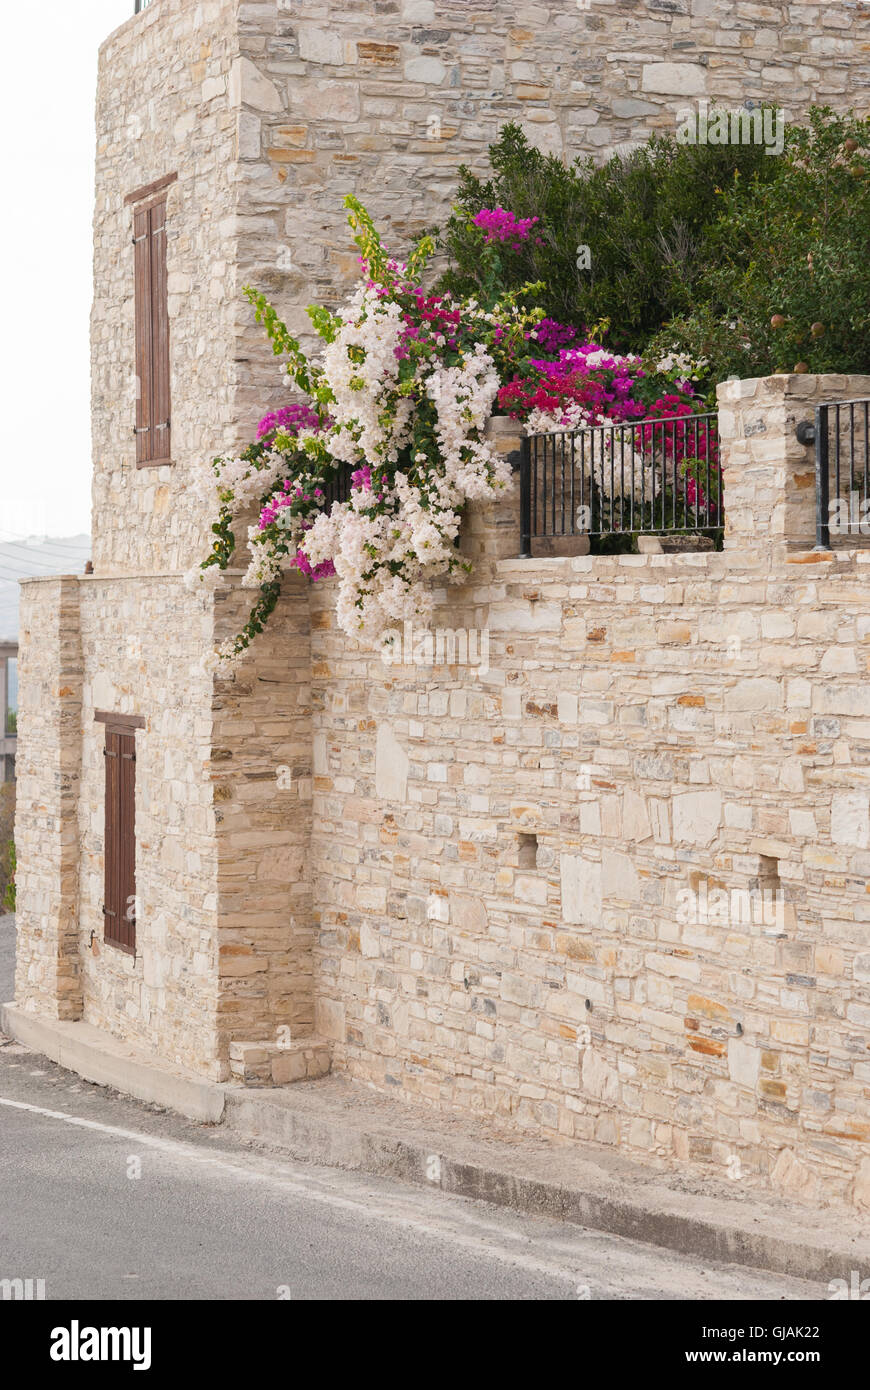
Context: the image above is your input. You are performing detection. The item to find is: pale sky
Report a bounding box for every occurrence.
[0,0,134,540]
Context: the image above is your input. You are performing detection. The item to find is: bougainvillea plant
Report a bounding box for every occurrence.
[188,200,717,661]
[186,198,557,659]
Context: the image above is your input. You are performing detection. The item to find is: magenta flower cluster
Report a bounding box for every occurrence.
[256,403,321,441]
[351,465,389,502]
[350,465,373,492]
[529,318,577,352]
[500,343,651,424]
[395,292,463,360]
[472,206,540,249]
[292,550,335,581]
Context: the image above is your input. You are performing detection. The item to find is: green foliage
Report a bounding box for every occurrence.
[438,121,776,352]
[220,578,284,662]
[651,108,870,379]
[345,193,435,285]
[243,286,321,399]
[345,194,391,284]
[3,841,15,914]
[439,111,870,385]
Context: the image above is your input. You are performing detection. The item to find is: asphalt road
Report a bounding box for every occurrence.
[0,916,828,1301]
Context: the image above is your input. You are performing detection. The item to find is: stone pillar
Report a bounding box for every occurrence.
[211,573,315,1074]
[13,577,84,1020]
[461,416,524,566]
[718,373,870,555]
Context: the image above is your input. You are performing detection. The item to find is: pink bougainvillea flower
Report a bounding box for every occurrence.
[472,206,539,246]
[256,403,322,441]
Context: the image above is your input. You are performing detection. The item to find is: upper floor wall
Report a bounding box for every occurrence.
[91,0,241,577]
[92,0,869,574]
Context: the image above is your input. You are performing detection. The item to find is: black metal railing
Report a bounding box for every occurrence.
[134,0,153,13]
[811,399,870,549]
[519,411,720,556]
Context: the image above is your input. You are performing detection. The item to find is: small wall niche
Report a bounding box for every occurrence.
[758,855,780,888]
[517,833,538,869]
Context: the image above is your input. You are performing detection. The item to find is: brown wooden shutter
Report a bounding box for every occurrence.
[103,729,121,940]
[133,207,152,466]
[132,192,171,467]
[102,727,137,954]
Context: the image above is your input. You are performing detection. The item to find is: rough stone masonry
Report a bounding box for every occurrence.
[11,0,870,1210]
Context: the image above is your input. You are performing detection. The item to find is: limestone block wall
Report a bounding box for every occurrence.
[306,375,870,1208]
[71,575,223,1074]
[211,572,316,1058]
[14,565,318,1081]
[13,578,84,1021]
[91,0,243,578]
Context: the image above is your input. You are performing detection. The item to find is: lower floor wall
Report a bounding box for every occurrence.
[13,572,314,1081]
[306,541,870,1211]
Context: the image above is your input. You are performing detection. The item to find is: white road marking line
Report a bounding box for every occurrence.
[0,1095,581,1286]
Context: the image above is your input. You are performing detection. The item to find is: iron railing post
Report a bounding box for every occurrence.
[815,403,831,550]
[519,435,532,557]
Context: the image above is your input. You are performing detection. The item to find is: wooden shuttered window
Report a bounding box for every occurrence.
[98,714,143,954]
[132,192,171,467]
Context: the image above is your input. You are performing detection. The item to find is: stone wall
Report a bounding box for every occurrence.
[14,578,84,1021]
[211,573,317,1060]
[13,566,320,1080]
[303,375,870,1209]
[73,575,222,1074]
[91,0,242,578]
[13,571,223,1069]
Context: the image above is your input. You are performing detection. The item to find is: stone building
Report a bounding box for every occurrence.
[8,0,870,1207]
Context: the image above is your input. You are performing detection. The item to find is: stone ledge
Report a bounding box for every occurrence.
[637,534,716,554]
[786,549,837,565]
[223,1074,870,1286]
[229,1036,332,1086]
[0,1003,226,1124]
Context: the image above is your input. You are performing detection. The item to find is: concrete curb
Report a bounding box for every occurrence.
[225,1086,870,1286]
[0,1003,225,1124]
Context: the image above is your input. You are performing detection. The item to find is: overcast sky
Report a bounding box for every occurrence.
[0,0,133,540]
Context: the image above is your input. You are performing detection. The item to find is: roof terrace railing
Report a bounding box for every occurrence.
[519,411,721,557]
[804,398,870,550]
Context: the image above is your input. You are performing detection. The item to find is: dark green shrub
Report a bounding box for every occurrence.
[649,107,870,380]
[437,121,776,353]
